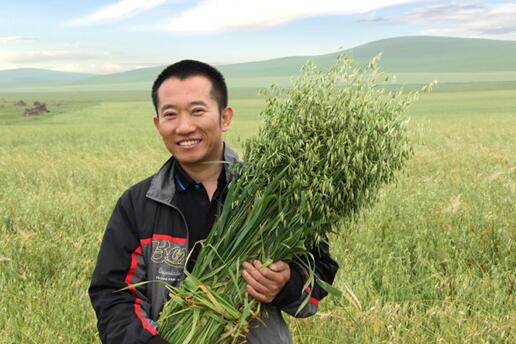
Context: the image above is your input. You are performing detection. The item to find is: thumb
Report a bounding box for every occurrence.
[270,260,288,272]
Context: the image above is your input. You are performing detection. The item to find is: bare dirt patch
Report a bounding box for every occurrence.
[23,101,50,116]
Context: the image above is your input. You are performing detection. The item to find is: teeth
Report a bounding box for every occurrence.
[178,139,200,146]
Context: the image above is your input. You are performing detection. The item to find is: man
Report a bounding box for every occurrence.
[89,60,338,343]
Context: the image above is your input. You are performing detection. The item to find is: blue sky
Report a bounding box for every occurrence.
[1,0,515,74]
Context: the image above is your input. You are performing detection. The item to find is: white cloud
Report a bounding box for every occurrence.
[160,0,422,33]
[1,50,105,64]
[56,63,154,74]
[70,0,168,25]
[0,57,156,74]
[0,36,37,43]
[365,2,516,39]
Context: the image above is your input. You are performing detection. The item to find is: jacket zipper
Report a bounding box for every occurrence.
[146,195,191,255]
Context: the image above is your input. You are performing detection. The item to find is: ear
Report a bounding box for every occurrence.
[152,116,163,137]
[220,106,234,132]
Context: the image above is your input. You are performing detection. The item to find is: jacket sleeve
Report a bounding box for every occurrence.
[271,240,339,318]
[88,190,161,344]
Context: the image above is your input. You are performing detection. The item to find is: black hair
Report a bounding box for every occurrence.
[151,59,228,115]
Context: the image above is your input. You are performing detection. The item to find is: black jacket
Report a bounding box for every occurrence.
[88,145,339,344]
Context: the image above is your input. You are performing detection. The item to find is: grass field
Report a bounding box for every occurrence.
[0,81,515,343]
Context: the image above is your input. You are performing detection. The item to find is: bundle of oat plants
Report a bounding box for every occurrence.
[157,55,428,343]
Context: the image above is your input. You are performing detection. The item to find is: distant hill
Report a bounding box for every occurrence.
[2,36,516,90]
[347,36,516,72]
[75,36,516,85]
[0,68,93,88]
[218,36,516,77]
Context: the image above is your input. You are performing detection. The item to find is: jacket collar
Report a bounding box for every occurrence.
[146,143,240,205]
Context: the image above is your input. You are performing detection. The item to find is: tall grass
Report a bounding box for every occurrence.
[0,86,514,343]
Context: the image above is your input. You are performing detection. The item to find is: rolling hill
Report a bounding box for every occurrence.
[0,68,93,88]
[219,36,516,78]
[79,36,516,84]
[1,36,516,90]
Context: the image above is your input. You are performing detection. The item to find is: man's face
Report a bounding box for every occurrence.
[153,75,233,168]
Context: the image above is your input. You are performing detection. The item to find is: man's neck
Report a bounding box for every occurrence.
[177,145,225,200]
[179,160,222,185]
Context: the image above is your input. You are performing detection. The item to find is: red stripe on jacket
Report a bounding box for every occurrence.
[125,244,157,336]
[123,234,187,336]
[304,286,320,305]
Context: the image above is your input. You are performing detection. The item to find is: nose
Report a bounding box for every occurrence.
[175,114,195,135]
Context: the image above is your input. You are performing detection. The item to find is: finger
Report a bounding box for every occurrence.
[252,260,285,282]
[244,262,278,285]
[252,260,263,269]
[258,268,283,282]
[246,284,270,303]
[257,263,290,283]
[241,269,270,295]
[270,260,288,272]
[242,261,254,271]
[243,260,266,273]
[263,265,291,286]
[246,260,286,284]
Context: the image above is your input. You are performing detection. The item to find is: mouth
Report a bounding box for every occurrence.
[177,138,202,147]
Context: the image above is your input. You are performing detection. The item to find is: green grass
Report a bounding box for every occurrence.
[0,84,515,343]
[290,89,516,343]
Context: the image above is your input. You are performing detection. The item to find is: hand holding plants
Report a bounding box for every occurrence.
[241,260,291,303]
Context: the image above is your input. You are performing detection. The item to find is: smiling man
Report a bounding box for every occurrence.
[88,60,338,344]
[153,73,232,199]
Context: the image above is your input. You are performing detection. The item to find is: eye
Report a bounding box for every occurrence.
[192,108,205,115]
[163,112,177,118]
